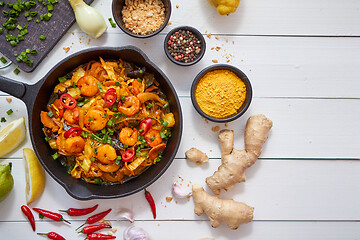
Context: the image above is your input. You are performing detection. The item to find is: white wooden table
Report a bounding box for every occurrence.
[1,0,360,239]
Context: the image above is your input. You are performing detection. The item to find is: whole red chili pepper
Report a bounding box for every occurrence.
[33,208,71,224]
[76,208,111,231]
[37,232,66,240]
[87,233,116,240]
[59,204,98,216]
[21,205,35,231]
[79,224,112,234]
[144,189,156,219]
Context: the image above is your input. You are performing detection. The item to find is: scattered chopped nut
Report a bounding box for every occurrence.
[225,123,229,127]
[215,46,221,51]
[166,196,173,202]
[167,21,172,25]
[215,35,219,39]
[176,4,179,8]
[227,59,230,62]
[212,126,220,132]
[112,228,117,233]
[6,97,12,103]
[206,33,211,38]
[211,47,215,50]
[63,47,70,53]
[212,59,218,63]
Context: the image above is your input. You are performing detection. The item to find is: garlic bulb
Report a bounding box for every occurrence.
[172,183,191,199]
[118,208,134,223]
[123,226,151,240]
[69,0,107,38]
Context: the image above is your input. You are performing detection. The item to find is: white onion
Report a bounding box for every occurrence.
[69,0,107,38]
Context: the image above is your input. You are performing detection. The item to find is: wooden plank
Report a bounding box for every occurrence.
[0,96,359,159]
[2,34,360,98]
[0,221,359,240]
[100,0,360,36]
[1,159,359,221]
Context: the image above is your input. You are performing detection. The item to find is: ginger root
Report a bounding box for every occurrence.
[185,148,209,165]
[206,114,273,195]
[192,184,254,229]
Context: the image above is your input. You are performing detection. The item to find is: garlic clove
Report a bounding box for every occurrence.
[118,208,135,223]
[172,183,192,199]
[69,0,107,38]
[123,226,151,240]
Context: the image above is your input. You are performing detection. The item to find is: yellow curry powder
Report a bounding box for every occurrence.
[195,69,247,118]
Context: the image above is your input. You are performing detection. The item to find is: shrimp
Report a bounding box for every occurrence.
[88,62,107,82]
[84,109,108,131]
[119,127,139,146]
[130,79,143,95]
[77,75,99,97]
[63,107,80,124]
[118,95,140,116]
[144,129,163,147]
[65,136,85,154]
[96,144,117,164]
[98,162,121,173]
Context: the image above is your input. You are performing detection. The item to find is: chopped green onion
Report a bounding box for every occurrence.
[45,136,52,141]
[121,95,125,102]
[27,17,33,22]
[115,156,122,165]
[115,81,120,86]
[1,117,6,122]
[90,157,95,161]
[39,34,46,40]
[24,12,29,17]
[47,111,53,117]
[108,18,116,28]
[146,103,152,109]
[137,77,142,82]
[0,57,7,63]
[163,103,169,109]
[58,76,67,82]
[52,152,60,160]
[97,82,103,92]
[6,109,13,115]
[13,68,20,75]
[47,4,53,11]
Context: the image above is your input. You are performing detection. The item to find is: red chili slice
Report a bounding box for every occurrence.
[60,93,77,109]
[64,127,82,138]
[104,88,117,106]
[122,149,135,162]
[139,118,152,136]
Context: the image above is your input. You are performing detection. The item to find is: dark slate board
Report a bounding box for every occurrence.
[0,0,94,72]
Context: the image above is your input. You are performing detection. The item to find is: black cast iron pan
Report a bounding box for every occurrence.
[0,46,183,200]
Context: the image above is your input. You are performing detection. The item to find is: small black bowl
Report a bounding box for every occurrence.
[164,26,206,66]
[112,0,171,38]
[191,64,252,123]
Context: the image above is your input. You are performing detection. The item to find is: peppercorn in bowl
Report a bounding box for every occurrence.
[191,64,252,122]
[112,0,171,38]
[164,26,206,66]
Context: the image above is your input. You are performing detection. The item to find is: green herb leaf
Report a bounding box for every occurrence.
[6,109,13,115]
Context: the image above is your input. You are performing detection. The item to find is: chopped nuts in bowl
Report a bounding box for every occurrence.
[112,0,171,38]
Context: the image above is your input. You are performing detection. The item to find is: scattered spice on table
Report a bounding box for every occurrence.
[122,0,165,35]
[195,69,247,118]
[167,29,202,63]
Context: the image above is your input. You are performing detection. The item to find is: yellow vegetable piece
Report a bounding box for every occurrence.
[207,0,240,15]
[127,156,146,171]
[23,148,46,204]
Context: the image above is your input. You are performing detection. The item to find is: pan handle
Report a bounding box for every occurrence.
[0,76,26,99]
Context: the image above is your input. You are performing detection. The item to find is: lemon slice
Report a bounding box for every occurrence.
[23,148,45,204]
[0,117,26,157]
